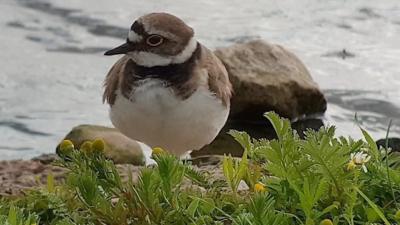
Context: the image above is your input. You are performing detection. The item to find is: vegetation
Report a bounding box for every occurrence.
[1,112,400,225]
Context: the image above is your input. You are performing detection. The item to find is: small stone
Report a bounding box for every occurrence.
[32,154,59,164]
[59,125,145,165]
[237,180,249,191]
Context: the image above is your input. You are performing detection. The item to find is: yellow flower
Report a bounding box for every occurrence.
[92,139,105,154]
[59,140,74,151]
[346,160,356,171]
[320,219,333,225]
[80,141,93,154]
[254,183,266,193]
[152,147,165,155]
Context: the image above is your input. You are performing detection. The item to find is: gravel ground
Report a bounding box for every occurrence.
[0,154,224,196]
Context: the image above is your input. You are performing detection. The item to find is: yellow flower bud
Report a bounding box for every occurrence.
[254,183,266,193]
[347,160,356,171]
[92,139,105,154]
[59,140,74,153]
[320,219,333,225]
[365,207,379,222]
[152,147,165,155]
[395,209,400,221]
[80,141,93,155]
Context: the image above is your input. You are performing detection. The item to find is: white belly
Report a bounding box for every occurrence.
[109,79,229,156]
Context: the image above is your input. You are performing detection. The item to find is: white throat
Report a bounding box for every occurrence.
[128,37,198,67]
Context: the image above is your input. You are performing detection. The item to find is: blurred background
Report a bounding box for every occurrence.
[1,0,399,160]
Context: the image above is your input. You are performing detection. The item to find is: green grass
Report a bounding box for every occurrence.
[1,112,400,225]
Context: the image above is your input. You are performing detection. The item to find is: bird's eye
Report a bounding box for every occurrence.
[146,35,164,47]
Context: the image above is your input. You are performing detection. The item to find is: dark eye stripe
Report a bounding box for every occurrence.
[130,21,146,35]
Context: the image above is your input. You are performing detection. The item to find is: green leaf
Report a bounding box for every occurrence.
[318,203,339,218]
[199,198,215,215]
[185,166,210,188]
[354,186,390,225]
[187,199,200,218]
[223,155,234,190]
[264,111,291,142]
[360,127,379,162]
[236,148,248,185]
[47,173,55,193]
[365,207,380,222]
[8,206,17,225]
[229,130,252,151]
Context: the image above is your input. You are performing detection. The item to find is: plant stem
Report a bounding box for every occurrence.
[384,120,398,209]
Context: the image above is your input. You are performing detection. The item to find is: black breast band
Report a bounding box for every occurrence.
[130,43,201,86]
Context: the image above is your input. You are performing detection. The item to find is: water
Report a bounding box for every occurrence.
[1,0,399,160]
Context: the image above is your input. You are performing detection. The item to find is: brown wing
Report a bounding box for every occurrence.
[200,46,232,107]
[103,56,135,105]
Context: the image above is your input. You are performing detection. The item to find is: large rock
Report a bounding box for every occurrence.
[214,40,327,120]
[59,125,145,165]
[376,137,400,153]
[192,118,324,157]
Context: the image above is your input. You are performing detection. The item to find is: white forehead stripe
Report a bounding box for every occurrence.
[128,30,143,43]
[128,37,198,67]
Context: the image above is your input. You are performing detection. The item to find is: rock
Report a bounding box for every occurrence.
[193,132,243,158]
[237,180,249,191]
[59,125,145,165]
[376,138,400,152]
[32,153,59,164]
[214,40,327,121]
[193,118,324,157]
[193,119,280,158]
[292,118,324,138]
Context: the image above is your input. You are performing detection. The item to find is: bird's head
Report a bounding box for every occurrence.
[104,13,197,67]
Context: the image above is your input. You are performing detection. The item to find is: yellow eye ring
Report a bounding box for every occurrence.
[146,35,163,47]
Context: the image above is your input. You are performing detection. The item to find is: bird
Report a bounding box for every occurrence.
[103,12,232,156]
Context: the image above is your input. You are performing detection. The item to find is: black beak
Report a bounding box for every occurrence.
[104,42,134,56]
